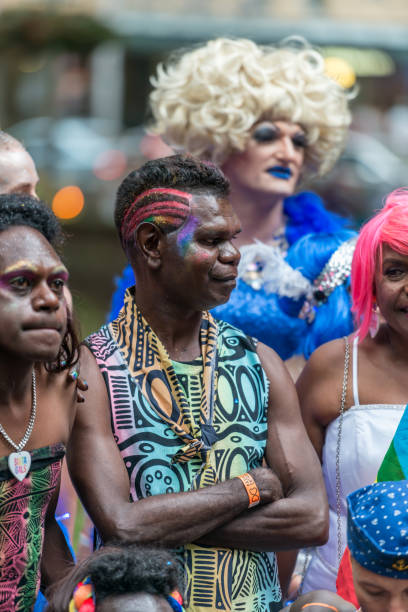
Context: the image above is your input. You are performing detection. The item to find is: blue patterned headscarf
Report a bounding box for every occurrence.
[347,481,408,579]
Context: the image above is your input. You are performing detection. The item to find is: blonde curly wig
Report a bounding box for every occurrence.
[150,37,352,177]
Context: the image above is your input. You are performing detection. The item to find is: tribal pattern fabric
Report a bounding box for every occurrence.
[0,444,65,611]
[86,301,282,611]
[109,289,218,465]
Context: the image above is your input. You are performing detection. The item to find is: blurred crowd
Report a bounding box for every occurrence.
[1,29,408,612]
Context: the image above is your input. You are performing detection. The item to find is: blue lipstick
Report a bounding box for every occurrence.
[267,166,292,180]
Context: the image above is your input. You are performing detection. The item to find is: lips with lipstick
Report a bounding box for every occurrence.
[267,166,292,180]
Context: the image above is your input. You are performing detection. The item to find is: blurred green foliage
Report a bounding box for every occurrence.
[0,9,116,53]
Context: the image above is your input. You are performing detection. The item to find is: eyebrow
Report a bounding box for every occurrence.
[196,226,241,237]
[382,257,408,265]
[255,122,306,135]
[0,262,69,276]
[49,266,69,279]
[1,261,37,274]
[359,582,386,591]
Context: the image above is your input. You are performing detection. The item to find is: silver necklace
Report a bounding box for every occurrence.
[0,370,37,481]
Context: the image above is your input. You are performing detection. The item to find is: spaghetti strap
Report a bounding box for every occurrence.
[352,336,359,407]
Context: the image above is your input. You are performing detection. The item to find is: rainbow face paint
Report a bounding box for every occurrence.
[176,215,199,256]
[121,187,192,244]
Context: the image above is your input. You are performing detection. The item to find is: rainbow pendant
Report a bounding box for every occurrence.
[8,451,31,481]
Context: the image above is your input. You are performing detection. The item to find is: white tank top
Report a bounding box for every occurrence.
[302,336,406,592]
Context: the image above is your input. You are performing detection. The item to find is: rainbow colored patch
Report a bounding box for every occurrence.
[121,187,192,243]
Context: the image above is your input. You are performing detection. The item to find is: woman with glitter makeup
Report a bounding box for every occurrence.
[0,193,79,611]
[109,37,353,362]
[297,189,408,593]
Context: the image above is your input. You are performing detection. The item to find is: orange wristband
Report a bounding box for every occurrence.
[301,604,339,611]
[237,473,260,508]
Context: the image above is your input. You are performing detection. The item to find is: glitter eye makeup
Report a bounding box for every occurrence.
[252,122,307,148]
[0,261,36,290]
[0,263,69,291]
[48,267,69,288]
[50,266,69,282]
[252,124,279,143]
[292,132,307,148]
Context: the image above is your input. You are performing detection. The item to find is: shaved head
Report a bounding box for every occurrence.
[0,132,39,197]
[0,130,22,150]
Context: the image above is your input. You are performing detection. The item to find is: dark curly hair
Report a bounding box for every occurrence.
[0,193,79,371]
[0,193,63,246]
[46,544,181,611]
[115,153,230,246]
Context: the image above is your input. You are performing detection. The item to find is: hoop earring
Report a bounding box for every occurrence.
[369,302,380,338]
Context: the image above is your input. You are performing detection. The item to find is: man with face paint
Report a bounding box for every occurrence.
[69,155,328,612]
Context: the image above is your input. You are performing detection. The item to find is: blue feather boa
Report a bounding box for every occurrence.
[283,191,345,246]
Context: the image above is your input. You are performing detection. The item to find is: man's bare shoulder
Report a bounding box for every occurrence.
[79,342,98,365]
[70,344,111,429]
[256,341,283,367]
[256,341,293,387]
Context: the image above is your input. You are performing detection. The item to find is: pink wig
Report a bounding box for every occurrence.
[352,188,408,340]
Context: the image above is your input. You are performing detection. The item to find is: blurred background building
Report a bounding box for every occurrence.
[1,0,408,333]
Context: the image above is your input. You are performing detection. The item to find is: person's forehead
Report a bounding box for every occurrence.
[353,558,408,590]
[189,193,239,227]
[377,243,408,271]
[0,226,60,269]
[98,593,171,612]
[382,243,408,259]
[274,120,305,133]
[0,146,34,169]
[0,147,38,188]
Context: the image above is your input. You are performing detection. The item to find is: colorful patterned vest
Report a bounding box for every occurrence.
[86,307,281,612]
